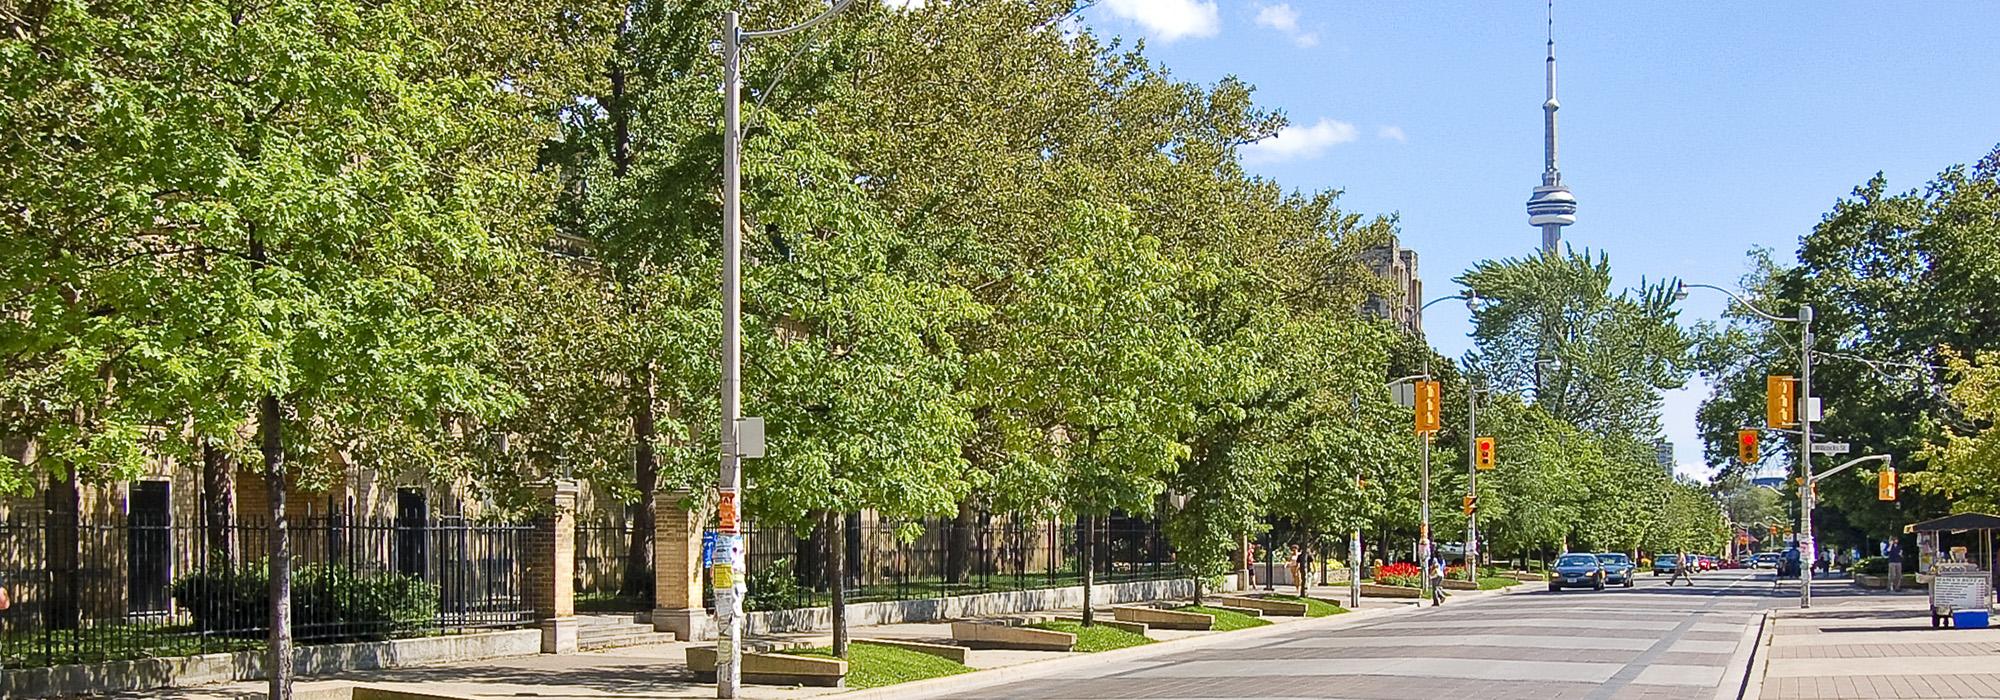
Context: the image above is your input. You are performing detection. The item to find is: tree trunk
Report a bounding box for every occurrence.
[260,394,292,700]
[1079,516,1095,626]
[201,441,235,564]
[943,498,976,584]
[826,511,848,658]
[43,471,80,630]
[621,366,658,600]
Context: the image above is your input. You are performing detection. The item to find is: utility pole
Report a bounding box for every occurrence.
[717,4,853,696]
[1465,381,1479,582]
[1676,282,1816,609]
[1797,305,1817,608]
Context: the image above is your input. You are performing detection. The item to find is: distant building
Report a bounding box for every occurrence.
[1361,236,1423,333]
[1654,439,1676,472]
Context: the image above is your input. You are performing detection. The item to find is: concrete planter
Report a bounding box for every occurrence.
[1215,595,1310,616]
[950,621,1075,651]
[1053,615,1150,635]
[853,638,971,663]
[1358,583,1422,599]
[1112,605,1214,630]
[744,577,1198,635]
[687,646,847,687]
[1440,579,1480,591]
[1206,603,1264,617]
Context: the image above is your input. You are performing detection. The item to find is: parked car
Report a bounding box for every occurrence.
[1735,554,1755,568]
[1652,554,1684,576]
[1595,553,1636,587]
[1549,553,1607,591]
[1698,555,1718,571]
[1754,552,1781,569]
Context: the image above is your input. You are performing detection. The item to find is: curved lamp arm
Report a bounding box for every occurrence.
[1676,282,1804,324]
[740,0,856,38]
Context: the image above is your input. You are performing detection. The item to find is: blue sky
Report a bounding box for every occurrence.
[1077,1,2000,480]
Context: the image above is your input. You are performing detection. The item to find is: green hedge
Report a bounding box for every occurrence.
[173,561,440,641]
[1853,556,1889,576]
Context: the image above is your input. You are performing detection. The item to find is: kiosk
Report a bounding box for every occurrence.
[1904,513,2000,629]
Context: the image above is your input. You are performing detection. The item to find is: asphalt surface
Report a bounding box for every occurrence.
[929,569,1787,700]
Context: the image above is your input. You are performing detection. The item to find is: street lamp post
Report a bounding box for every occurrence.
[1392,293,1482,605]
[1678,282,1816,607]
[718,4,852,696]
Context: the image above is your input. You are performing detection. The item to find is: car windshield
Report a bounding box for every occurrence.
[1557,555,1598,566]
[1597,554,1629,564]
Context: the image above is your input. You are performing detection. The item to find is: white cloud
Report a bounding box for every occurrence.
[1241,118,1359,164]
[1254,3,1317,47]
[1100,0,1220,42]
[1254,3,1299,32]
[1377,125,1407,143]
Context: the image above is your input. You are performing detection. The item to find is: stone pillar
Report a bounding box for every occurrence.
[653,489,712,640]
[528,480,579,654]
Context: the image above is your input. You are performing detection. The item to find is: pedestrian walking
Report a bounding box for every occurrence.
[1429,557,1447,606]
[1670,552,1694,586]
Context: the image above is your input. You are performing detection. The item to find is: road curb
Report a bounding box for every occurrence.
[837,600,1418,699]
[1727,608,1775,700]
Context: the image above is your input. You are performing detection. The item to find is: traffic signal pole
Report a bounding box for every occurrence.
[1677,283,1815,609]
[1798,305,1816,608]
[1465,382,1478,582]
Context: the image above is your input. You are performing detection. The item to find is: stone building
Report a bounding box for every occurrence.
[1360,236,1423,333]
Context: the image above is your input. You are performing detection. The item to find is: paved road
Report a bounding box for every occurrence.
[934,569,1783,700]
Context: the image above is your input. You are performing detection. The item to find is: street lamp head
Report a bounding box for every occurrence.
[1673,281,1689,301]
[1464,292,1485,312]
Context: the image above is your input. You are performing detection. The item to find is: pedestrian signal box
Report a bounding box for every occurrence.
[1462,495,1477,515]
[1414,380,1442,433]
[1767,375,1798,428]
[1475,437,1496,470]
[1737,429,1759,464]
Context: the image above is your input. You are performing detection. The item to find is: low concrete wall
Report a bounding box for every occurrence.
[1359,583,1422,599]
[744,577,1197,635]
[3,629,540,699]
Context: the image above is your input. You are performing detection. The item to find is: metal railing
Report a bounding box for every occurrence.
[726,513,1179,612]
[0,511,534,669]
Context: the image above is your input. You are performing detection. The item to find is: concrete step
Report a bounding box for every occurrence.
[579,627,677,650]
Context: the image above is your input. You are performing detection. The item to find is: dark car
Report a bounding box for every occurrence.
[1653,554,1684,576]
[1595,553,1636,587]
[1549,553,1606,591]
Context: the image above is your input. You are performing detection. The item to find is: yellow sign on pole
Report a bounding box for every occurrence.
[713,563,735,589]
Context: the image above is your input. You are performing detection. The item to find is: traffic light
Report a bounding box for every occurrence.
[1414,380,1442,433]
[1475,437,1497,470]
[1879,469,1898,501]
[1767,375,1798,428]
[1462,495,1477,515]
[1737,429,1759,464]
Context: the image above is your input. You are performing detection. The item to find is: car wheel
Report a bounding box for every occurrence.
[1624,579,1634,588]
[1594,579,1605,591]
[1548,584,1560,592]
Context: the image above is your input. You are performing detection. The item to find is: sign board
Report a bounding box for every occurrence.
[702,530,718,567]
[712,563,735,589]
[735,417,766,458]
[1391,382,1415,408]
[1931,571,1990,613]
[1811,442,1851,455]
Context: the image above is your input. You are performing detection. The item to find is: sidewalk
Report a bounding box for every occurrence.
[128,584,1483,700]
[1755,585,2000,699]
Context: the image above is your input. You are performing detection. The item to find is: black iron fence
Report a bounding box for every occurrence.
[0,511,534,669]
[728,513,1178,612]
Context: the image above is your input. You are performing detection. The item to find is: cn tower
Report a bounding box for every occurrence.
[1525,2,1576,255]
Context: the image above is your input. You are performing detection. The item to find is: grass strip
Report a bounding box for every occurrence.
[1176,605,1273,631]
[1259,594,1348,617]
[792,641,973,689]
[1027,620,1154,652]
